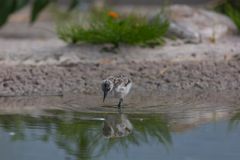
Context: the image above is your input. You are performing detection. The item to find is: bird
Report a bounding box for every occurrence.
[101,74,132,110]
[102,113,133,138]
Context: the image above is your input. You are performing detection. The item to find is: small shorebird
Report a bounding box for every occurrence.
[101,74,132,109]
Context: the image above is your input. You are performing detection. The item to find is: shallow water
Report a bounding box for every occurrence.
[0,108,240,160]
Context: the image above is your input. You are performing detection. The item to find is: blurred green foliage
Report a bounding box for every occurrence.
[57,9,169,48]
[0,0,81,27]
[215,0,240,31]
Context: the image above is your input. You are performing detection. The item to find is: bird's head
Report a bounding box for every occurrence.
[101,79,113,102]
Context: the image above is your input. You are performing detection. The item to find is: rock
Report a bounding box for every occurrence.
[168,5,238,42]
[168,22,201,43]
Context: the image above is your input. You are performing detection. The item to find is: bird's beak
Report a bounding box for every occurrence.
[103,91,108,102]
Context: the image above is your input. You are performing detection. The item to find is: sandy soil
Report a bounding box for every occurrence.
[0,57,240,96]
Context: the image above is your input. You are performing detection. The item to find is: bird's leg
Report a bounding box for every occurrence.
[118,98,123,112]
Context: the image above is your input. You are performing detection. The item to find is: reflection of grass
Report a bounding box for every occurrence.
[99,113,172,155]
[215,1,240,31]
[57,9,169,48]
[229,111,240,129]
[131,114,172,146]
[0,112,171,160]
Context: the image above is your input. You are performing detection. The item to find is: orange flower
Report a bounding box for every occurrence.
[108,11,119,19]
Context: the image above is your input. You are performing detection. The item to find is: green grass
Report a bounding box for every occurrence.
[57,9,169,47]
[0,0,82,27]
[215,1,240,31]
[224,4,240,31]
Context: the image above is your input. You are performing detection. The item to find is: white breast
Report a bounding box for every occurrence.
[113,82,132,98]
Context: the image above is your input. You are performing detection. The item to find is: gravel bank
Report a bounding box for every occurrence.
[0,56,240,96]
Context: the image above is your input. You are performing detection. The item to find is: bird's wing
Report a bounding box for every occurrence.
[115,75,131,86]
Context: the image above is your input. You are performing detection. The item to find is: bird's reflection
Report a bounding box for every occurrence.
[103,113,133,138]
[0,110,172,160]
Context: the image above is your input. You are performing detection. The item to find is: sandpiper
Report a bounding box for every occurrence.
[101,74,132,109]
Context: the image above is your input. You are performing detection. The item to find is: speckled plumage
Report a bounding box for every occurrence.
[101,74,132,109]
[107,75,131,89]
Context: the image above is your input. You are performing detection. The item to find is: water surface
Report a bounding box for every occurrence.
[0,108,240,160]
